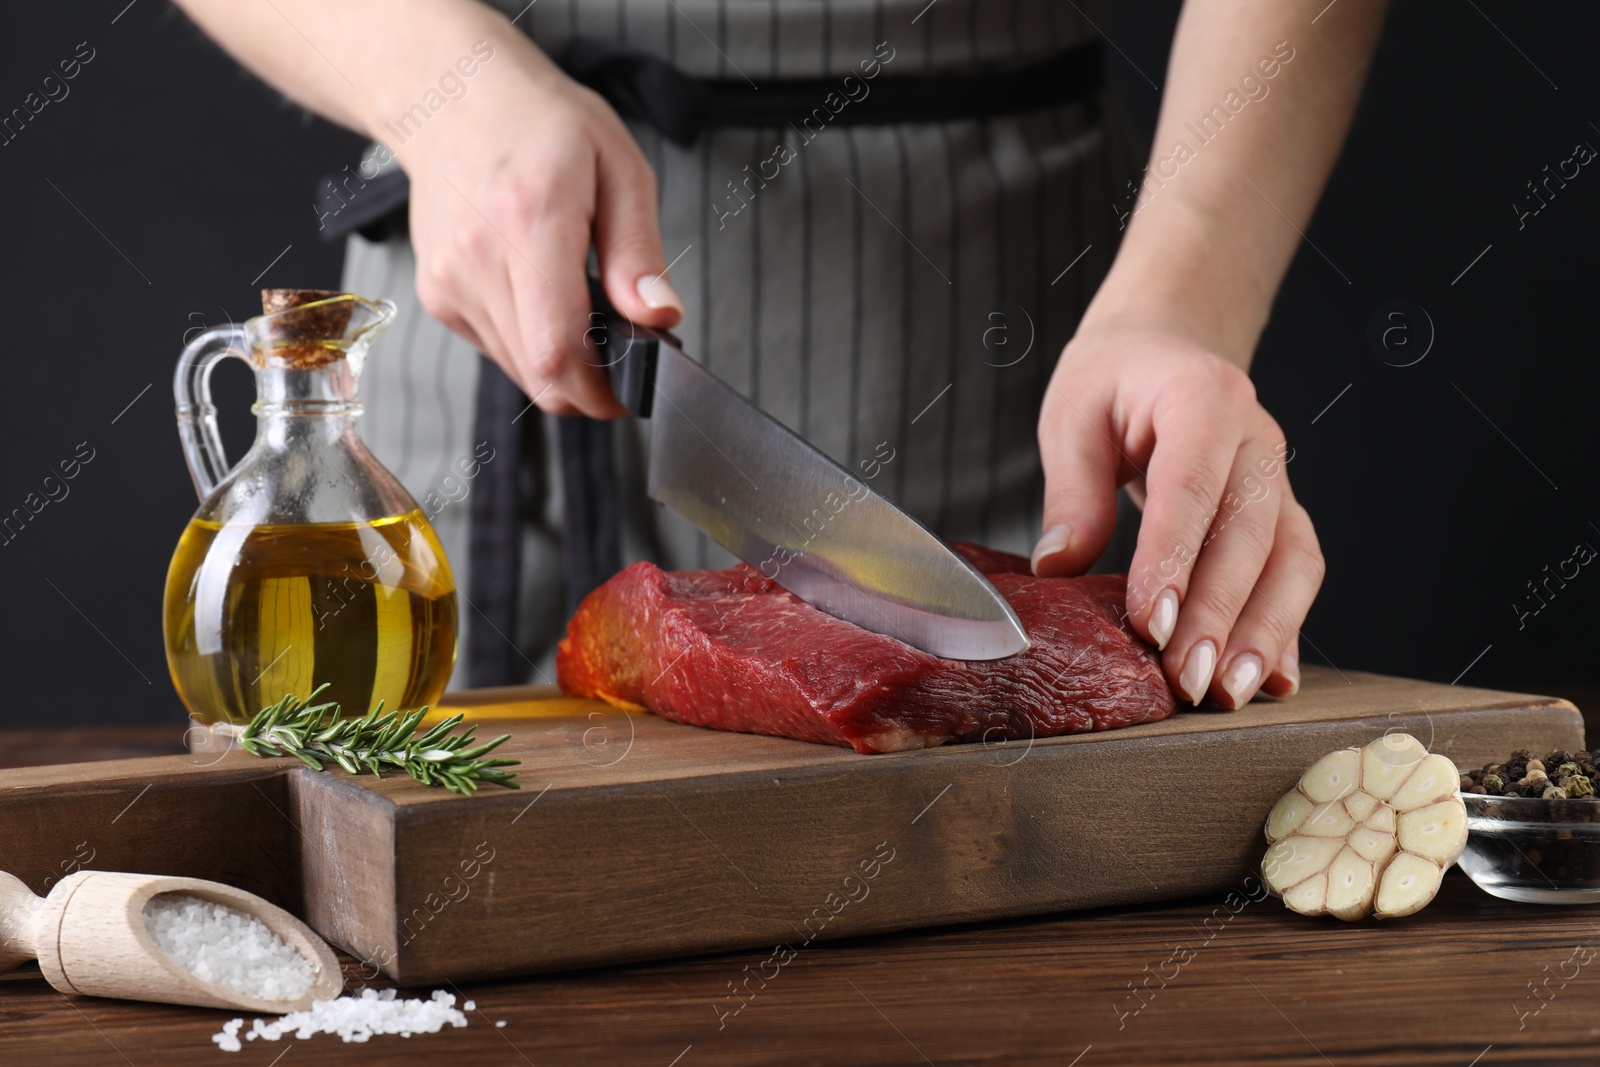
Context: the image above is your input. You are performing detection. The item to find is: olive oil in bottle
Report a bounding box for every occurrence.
[163,509,458,727]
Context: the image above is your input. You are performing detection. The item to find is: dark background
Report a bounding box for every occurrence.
[0,2,1593,730]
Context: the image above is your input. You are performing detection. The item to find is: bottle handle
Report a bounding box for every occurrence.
[174,325,250,501]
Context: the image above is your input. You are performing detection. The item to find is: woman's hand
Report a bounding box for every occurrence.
[402,20,681,416]
[170,0,681,417]
[1033,314,1324,710]
[1024,0,1382,710]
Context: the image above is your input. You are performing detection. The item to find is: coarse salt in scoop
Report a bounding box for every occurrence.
[144,894,316,1003]
[0,870,341,1011]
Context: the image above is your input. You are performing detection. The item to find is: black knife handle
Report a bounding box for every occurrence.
[587,275,677,419]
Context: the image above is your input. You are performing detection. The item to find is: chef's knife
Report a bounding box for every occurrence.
[586,279,1029,661]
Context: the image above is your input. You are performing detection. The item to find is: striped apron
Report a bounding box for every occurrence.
[339,0,1137,687]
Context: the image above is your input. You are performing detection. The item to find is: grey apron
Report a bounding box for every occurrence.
[340,0,1138,687]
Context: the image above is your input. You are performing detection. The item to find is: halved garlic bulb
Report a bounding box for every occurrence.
[1262,733,1466,920]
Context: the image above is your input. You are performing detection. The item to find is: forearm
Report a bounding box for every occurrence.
[171,0,533,142]
[1083,0,1388,365]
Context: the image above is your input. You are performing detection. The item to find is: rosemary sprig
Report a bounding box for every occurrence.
[238,685,520,796]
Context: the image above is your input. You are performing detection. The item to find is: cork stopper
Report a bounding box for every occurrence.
[256,289,356,368]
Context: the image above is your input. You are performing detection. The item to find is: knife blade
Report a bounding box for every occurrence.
[587,281,1029,661]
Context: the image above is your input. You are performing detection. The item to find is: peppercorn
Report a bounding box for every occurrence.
[1560,762,1583,778]
[1568,776,1596,798]
[1527,759,1547,775]
[1520,778,1552,797]
[1484,773,1506,792]
[1545,785,1570,800]
[1549,751,1573,768]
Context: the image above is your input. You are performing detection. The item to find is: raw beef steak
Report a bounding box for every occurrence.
[556,544,1176,753]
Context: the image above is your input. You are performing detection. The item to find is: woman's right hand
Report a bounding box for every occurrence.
[399,17,683,417]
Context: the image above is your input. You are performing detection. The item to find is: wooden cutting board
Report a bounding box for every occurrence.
[0,667,1581,985]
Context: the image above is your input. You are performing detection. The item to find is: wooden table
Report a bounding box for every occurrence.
[4,729,1599,1066]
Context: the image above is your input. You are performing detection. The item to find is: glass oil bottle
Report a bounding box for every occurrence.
[164,289,458,727]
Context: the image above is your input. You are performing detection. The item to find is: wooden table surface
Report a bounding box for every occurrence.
[4,728,1600,1066]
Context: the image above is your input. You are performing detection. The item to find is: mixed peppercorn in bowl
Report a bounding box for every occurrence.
[1456,748,1600,904]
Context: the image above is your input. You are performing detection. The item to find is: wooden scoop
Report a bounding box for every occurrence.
[0,870,342,1012]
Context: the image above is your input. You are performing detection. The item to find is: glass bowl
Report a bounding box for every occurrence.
[1458,791,1600,904]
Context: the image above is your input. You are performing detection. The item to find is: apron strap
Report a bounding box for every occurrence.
[555,415,622,619]
[317,39,1103,242]
[552,37,1103,144]
[558,37,713,149]
[464,355,533,686]
[465,359,623,686]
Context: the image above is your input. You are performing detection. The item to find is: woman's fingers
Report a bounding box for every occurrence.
[1162,436,1286,705]
[1213,497,1324,708]
[1260,633,1303,699]
[592,134,682,329]
[1034,376,1125,577]
[405,80,670,421]
[413,198,517,384]
[504,217,626,419]
[1122,385,1245,650]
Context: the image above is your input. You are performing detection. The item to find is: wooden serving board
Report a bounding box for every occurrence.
[0,667,1581,985]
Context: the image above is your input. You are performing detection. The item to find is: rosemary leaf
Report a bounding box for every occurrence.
[237,689,520,795]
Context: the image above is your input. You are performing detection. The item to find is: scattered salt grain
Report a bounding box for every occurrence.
[496,1020,507,1028]
[211,1018,244,1053]
[144,894,315,1003]
[464,999,476,1011]
[211,988,469,1052]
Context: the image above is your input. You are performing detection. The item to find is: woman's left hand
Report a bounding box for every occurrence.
[1032,313,1324,710]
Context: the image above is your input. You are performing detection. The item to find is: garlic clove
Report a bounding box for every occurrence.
[1396,800,1469,865]
[1324,847,1377,921]
[1262,835,1343,895]
[1283,872,1328,914]
[1390,754,1462,812]
[1300,749,1360,804]
[1344,790,1379,822]
[1348,826,1398,865]
[1265,791,1315,841]
[1299,803,1356,838]
[1360,733,1428,800]
[1374,852,1445,919]
[1364,805,1395,833]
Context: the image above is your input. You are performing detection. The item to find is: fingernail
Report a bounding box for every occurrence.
[1221,652,1263,710]
[1031,524,1072,574]
[1278,649,1301,696]
[1179,639,1217,707]
[1148,587,1178,650]
[636,273,684,313]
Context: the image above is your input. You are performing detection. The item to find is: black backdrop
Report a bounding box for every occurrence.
[0,2,1594,730]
